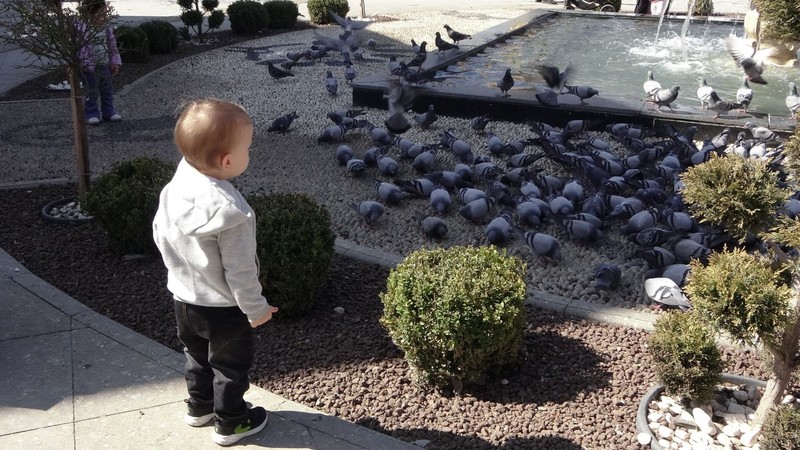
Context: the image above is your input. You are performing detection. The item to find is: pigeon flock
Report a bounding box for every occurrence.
[250,11,796,311]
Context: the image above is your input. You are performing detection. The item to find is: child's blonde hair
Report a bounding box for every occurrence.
[174,98,252,171]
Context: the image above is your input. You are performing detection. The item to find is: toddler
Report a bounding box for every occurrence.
[79,0,121,125]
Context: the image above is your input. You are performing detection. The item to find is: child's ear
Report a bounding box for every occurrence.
[219,153,232,169]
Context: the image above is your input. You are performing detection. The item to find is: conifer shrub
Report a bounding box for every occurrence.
[693,0,713,16]
[306,0,348,25]
[81,157,175,254]
[761,405,800,450]
[264,0,299,28]
[227,0,269,34]
[754,0,800,43]
[138,20,179,55]
[648,311,724,403]
[249,193,335,318]
[380,246,526,394]
[114,24,150,63]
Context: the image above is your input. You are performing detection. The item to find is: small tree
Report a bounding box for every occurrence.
[0,0,116,196]
[753,0,800,44]
[177,0,225,41]
[680,141,800,428]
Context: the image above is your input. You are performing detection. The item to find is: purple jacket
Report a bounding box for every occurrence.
[78,24,121,72]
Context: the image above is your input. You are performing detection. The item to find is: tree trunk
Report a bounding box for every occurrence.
[752,271,800,427]
[68,66,91,196]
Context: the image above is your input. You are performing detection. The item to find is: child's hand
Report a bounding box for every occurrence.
[250,306,279,328]
[111,64,120,75]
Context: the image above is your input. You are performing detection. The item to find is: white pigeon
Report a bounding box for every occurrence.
[643,70,661,99]
[644,277,691,310]
[736,77,753,112]
[787,81,799,119]
[696,77,715,109]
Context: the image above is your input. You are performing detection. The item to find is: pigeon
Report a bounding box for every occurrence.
[643,70,661,99]
[377,154,400,177]
[325,70,338,96]
[394,177,435,197]
[651,86,680,111]
[525,232,562,261]
[458,197,496,222]
[414,104,437,129]
[564,85,599,104]
[267,62,294,80]
[673,238,712,263]
[498,68,514,97]
[538,64,572,93]
[407,41,428,68]
[346,158,366,176]
[707,91,741,119]
[387,56,400,75]
[644,277,691,310]
[562,219,602,242]
[443,24,471,44]
[384,82,417,134]
[411,39,420,53]
[594,264,621,290]
[745,122,781,143]
[267,111,298,133]
[434,31,459,53]
[516,200,543,227]
[353,200,384,226]
[316,124,348,143]
[736,77,753,112]
[459,187,489,204]
[636,246,677,269]
[430,187,451,214]
[440,129,474,163]
[374,180,406,204]
[485,211,513,246]
[724,36,775,85]
[696,77,715,108]
[335,144,353,165]
[412,149,437,173]
[344,63,356,83]
[329,10,370,32]
[786,81,800,119]
[470,114,492,131]
[420,216,448,239]
[363,145,387,166]
[646,264,691,287]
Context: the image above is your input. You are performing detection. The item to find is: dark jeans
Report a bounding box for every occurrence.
[81,65,116,120]
[174,300,254,424]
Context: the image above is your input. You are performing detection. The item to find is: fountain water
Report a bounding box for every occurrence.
[680,0,698,61]
[653,0,671,46]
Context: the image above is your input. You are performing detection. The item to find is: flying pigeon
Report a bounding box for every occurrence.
[353,200,384,226]
[538,64,572,93]
[786,81,799,119]
[329,10,370,32]
[325,70,338,96]
[498,68,514,97]
[736,77,753,112]
[267,62,294,80]
[696,77,715,109]
[384,82,417,134]
[267,111,298,133]
[643,70,661,99]
[724,36,775,85]
[707,91,741,119]
[434,31,459,54]
[443,24,471,44]
[644,277,691,311]
[651,86,680,111]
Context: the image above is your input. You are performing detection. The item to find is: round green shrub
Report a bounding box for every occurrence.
[208,9,225,30]
[380,246,526,393]
[114,25,150,63]
[761,405,800,450]
[648,311,724,403]
[138,20,178,55]
[306,0,348,25]
[264,0,299,28]
[693,0,713,15]
[180,9,203,28]
[81,157,175,254]
[227,0,269,35]
[249,193,335,318]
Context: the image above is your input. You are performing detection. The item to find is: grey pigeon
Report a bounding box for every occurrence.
[267,111,298,133]
[516,200,543,227]
[412,149,436,173]
[645,277,691,310]
[363,145,387,166]
[696,77,715,108]
[629,227,677,247]
[619,208,660,235]
[594,264,621,290]
[736,77,753,112]
[485,211,513,246]
[430,187,451,214]
[745,122,781,143]
[344,63,356,83]
[459,187,488,204]
[458,197,495,222]
[636,246,676,269]
[335,144,353,165]
[325,70,338,96]
[646,264,691,287]
[673,238,711,263]
[267,62,294,80]
[384,82,417,134]
[662,209,696,232]
[316,124,348,143]
[374,180,406,204]
[707,91,741,119]
[377,154,400,176]
[420,216,448,239]
[538,64,572,93]
[443,24,471,44]
[498,68,514,97]
[329,10,370,32]
[353,200,384,226]
[549,196,575,217]
[525,232,562,261]
[469,114,492,131]
[486,131,506,154]
[346,158,366,176]
[434,31,458,54]
[407,42,428,68]
[562,219,602,242]
[411,39,420,53]
[440,130,474,163]
[724,36,775,85]
[564,85,598,103]
[787,81,800,119]
[454,163,473,182]
[651,86,680,111]
[394,177,435,197]
[643,70,661,99]
[414,104,437,128]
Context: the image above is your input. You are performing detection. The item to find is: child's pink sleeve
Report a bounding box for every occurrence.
[108,26,122,66]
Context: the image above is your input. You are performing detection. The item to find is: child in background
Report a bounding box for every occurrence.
[79,0,121,124]
[153,98,278,446]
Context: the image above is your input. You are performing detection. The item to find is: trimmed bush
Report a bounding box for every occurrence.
[648,311,724,403]
[264,0,299,28]
[208,9,225,29]
[380,246,526,394]
[227,0,269,35]
[306,0,348,25]
[138,20,179,55]
[249,193,335,318]
[81,157,175,254]
[114,25,150,63]
[754,0,800,44]
[761,405,800,450]
[693,0,713,15]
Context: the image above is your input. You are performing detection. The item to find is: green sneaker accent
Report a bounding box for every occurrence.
[233,423,251,434]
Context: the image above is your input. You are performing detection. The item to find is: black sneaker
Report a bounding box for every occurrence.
[184,399,214,427]
[212,406,268,446]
